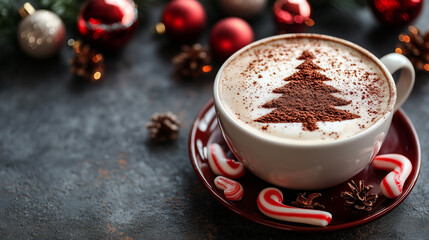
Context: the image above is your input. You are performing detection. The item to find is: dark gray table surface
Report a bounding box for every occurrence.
[0,1,428,239]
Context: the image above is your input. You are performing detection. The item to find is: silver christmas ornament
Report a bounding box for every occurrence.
[219,0,267,19]
[17,3,66,58]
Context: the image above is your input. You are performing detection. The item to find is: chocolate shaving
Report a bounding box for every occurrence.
[297,50,316,60]
[296,59,321,70]
[255,50,360,131]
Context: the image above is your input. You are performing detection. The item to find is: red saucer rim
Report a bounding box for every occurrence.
[188,98,421,232]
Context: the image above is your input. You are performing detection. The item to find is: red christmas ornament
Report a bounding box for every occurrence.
[161,0,206,43]
[273,0,312,33]
[78,0,138,51]
[370,0,423,28]
[210,17,254,60]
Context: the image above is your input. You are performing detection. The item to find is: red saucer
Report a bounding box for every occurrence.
[189,99,421,232]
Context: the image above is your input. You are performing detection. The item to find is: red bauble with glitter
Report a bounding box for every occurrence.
[78,0,138,51]
[370,0,423,28]
[162,0,206,43]
[273,0,311,33]
[210,17,254,60]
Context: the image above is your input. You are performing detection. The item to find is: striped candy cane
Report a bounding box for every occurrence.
[214,176,244,201]
[257,187,332,227]
[373,154,412,198]
[207,143,245,179]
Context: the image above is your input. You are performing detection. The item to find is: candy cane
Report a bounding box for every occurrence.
[207,143,245,179]
[373,154,412,199]
[257,187,332,227]
[214,176,244,201]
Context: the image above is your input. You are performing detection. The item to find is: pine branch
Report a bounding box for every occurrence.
[0,0,21,42]
[39,0,84,25]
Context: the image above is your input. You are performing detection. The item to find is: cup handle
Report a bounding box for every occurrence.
[380,53,415,111]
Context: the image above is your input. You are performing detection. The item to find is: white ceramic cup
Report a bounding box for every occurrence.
[213,34,415,190]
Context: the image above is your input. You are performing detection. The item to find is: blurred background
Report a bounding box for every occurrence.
[0,0,428,239]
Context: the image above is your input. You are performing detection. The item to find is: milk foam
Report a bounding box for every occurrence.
[218,37,394,143]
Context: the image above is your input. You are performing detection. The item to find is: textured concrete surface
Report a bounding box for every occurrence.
[0,2,428,239]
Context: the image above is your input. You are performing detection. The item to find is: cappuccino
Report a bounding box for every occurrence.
[218,36,394,143]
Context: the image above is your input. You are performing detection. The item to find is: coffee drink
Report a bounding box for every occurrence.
[213,34,414,189]
[218,36,394,143]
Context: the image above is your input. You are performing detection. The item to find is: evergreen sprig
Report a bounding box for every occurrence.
[0,0,22,42]
[40,0,83,25]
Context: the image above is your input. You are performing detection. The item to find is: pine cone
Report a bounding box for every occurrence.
[396,26,429,72]
[173,44,211,79]
[341,180,378,212]
[147,112,180,142]
[69,40,105,81]
[291,192,325,210]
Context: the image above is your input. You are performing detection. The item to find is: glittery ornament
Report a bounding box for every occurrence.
[159,0,206,43]
[17,3,66,58]
[272,0,313,33]
[218,0,267,19]
[78,0,138,51]
[370,0,423,28]
[210,17,254,60]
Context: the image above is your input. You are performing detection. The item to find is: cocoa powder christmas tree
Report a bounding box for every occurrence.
[255,50,360,131]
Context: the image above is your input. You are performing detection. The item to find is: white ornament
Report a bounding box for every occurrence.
[17,4,66,58]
